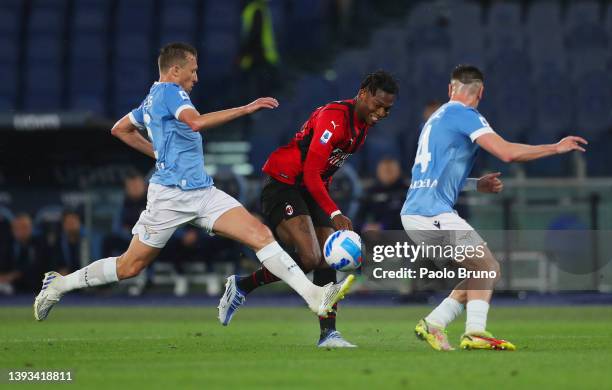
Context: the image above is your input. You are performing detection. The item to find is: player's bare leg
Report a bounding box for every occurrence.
[214,207,353,319]
[276,215,323,269]
[34,236,161,321]
[116,237,162,279]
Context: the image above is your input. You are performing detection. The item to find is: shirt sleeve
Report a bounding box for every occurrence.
[456,108,495,142]
[302,109,346,217]
[128,103,146,130]
[164,84,196,120]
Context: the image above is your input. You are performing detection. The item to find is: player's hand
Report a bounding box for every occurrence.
[555,136,588,154]
[331,214,353,231]
[244,97,279,114]
[477,172,503,194]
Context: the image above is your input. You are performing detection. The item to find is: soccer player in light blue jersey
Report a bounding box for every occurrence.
[405,65,587,351]
[34,43,354,321]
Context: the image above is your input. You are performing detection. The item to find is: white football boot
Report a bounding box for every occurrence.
[318,331,357,348]
[34,271,64,321]
[218,275,246,326]
[313,275,355,317]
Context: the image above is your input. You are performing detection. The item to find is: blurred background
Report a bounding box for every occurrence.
[0,0,611,298]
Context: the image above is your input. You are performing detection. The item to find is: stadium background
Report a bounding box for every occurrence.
[0,0,611,296]
[0,1,611,389]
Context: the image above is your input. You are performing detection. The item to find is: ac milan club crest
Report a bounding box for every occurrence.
[285,204,294,216]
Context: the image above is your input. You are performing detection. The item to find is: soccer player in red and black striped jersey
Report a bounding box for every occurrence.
[218,71,398,347]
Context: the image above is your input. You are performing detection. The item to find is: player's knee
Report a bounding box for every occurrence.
[250,223,275,251]
[450,289,467,303]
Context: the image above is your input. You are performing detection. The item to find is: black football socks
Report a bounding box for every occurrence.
[313,267,338,336]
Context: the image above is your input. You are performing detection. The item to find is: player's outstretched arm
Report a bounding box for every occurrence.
[111,115,155,159]
[476,133,587,163]
[179,97,279,132]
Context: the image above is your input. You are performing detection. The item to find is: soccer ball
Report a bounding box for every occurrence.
[323,230,363,271]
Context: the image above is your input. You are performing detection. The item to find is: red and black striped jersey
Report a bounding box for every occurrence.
[262,99,369,216]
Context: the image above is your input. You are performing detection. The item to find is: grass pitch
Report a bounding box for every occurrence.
[0,304,610,389]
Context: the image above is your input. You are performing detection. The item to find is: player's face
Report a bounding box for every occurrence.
[176,54,198,93]
[357,89,395,125]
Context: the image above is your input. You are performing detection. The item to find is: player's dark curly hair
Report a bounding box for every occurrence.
[360,70,399,95]
[158,42,198,73]
[451,65,484,84]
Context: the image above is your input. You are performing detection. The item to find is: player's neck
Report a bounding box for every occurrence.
[449,96,478,109]
[353,98,368,126]
[158,74,178,84]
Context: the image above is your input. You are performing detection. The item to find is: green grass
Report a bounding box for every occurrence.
[1,305,611,389]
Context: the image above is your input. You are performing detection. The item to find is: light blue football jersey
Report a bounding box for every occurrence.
[129,82,213,190]
[401,101,494,216]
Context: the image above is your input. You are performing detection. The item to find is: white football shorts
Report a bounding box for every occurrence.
[132,183,242,248]
[401,212,485,248]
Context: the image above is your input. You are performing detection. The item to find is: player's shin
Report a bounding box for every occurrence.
[236,266,281,294]
[314,268,338,333]
[465,299,490,333]
[425,297,465,328]
[463,255,498,333]
[256,241,320,306]
[55,257,119,294]
[236,249,311,293]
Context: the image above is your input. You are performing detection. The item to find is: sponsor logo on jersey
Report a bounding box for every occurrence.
[328,148,350,167]
[320,130,333,144]
[433,220,441,229]
[179,90,190,100]
[409,178,439,189]
[331,120,339,130]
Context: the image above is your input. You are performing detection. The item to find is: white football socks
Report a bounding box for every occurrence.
[465,299,489,334]
[425,297,464,328]
[56,257,119,294]
[257,241,319,306]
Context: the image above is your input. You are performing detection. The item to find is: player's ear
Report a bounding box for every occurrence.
[478,84,484,100]
[357,88,367,100]
[448,83,452,98]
